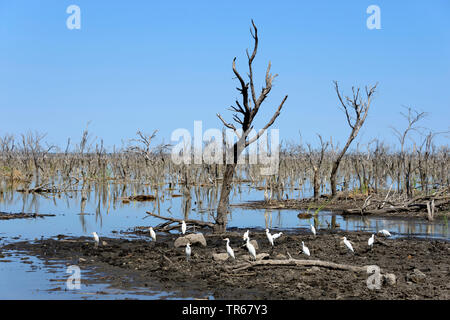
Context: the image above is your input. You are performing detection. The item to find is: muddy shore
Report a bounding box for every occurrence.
[232,197,450,220]
[1,228,449,300]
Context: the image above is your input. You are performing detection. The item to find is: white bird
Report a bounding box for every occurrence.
[223,238,235,260]
[310,224,316,236]
[379,229,391,237]
[185,242,191,261]
[245,237,257,260]
[272,232,283,240]
[342,237,354,253]
[368,234,375,248]
[302,241,310,256]
[149,227,156,241]
[266,229,274,246]
[243,230,250,241]
[92,232,99,247]
[181,220,187,235]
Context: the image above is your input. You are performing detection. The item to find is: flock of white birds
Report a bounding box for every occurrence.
[91,221,393,262]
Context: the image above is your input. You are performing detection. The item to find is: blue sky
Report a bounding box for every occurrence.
[1,0,449,151]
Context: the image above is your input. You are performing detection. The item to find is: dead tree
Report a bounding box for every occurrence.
[330,81,377,197]
[215,20,288,233]
[391,107,427,197]
[306,134,329,201]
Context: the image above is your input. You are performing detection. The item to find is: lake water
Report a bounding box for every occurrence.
[0,183,448,299]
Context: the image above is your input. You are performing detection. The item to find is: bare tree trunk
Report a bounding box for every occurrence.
[214,20,287,233]
[214,163,237,233]
[306,135,328,201]
[330,81,377,197]
[313,167,320,201]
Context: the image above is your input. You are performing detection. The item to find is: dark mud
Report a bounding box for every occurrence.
[2,228,449,300]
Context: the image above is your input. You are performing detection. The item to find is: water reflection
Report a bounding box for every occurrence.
[0,182,448,240]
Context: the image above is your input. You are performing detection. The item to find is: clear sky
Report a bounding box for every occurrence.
[1,0,449,151]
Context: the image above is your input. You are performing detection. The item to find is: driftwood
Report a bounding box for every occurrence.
[16,182,78,194]
[0,212,56,220]
[227,255,386,275]
[125,195,156,201]
[343,199,450,216]
[343,189,450,216]
[145,211,215,230]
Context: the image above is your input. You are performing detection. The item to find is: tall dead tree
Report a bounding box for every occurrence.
[215,20,288,233]
[330,81,377,197]
[391,107,427,197]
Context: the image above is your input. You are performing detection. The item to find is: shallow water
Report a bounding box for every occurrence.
[0,249,184,300]
[0,183,448,299]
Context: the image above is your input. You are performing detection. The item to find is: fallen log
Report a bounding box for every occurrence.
[228,257,377,273]
[343,197,450,216]
[342,207,406,215]
[226,256,396,285]
[145,211,215,229]
[126,195,156,201]
[0,212,56,220]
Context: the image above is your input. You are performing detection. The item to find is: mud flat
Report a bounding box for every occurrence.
[1,229,449,300]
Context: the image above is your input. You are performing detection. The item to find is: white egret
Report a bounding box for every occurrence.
[265,229,274,246]
[368,234,375,248]
[272,232,283,240]
[302,241,310,256]
[342,237,354,253]
[181,220,187,235]
[92,232,100,247]
[379,229,391,237]
[223,238,235,260]
[245,237,257,261]
[310,224,316,236]
[149,227,156,241]
[243,230,249,241]
[185,242,191,261]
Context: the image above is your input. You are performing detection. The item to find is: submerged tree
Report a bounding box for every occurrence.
[391,107,427,197]
[214,20,288,233]
[306,134,329,201]
[330,81,377,197]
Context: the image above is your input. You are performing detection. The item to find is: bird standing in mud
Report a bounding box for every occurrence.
[342,237,354,253]
[272,232,283,240]
[368,234,375,249]
[243,230,250,241]
[266,229,274,246]
[301,241,310,256]
[181,220,187,235]
[149,227,156,242]
[310,224,316,237]
[379,229,391,237]
[92,232,100,248]
[185,242,191,261]
[245,237,257,261]
[223,238,235,260]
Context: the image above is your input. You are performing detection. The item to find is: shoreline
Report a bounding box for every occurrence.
[1,228,449,300]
